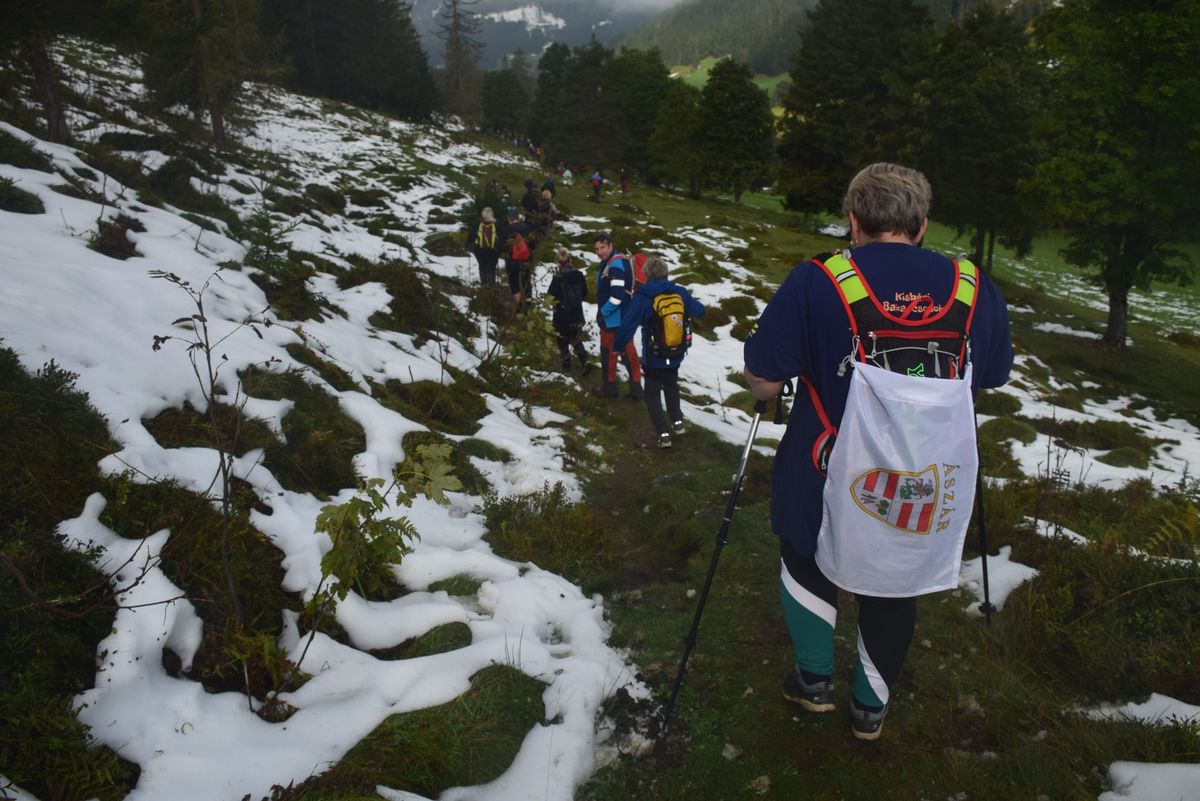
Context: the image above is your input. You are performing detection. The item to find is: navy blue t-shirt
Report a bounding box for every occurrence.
[743,242,1014,556]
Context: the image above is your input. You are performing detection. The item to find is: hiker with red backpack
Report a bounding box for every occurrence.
[742,163,1013,741]
[614,256,705,448]
[467,207,501,286]
[500,207,534,309]
[592,230,643,399]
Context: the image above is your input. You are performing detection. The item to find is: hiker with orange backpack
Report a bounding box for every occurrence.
[592,230,642,398]
[742,163,1014,741]
[500,207,534,309]
[614,256,705,448]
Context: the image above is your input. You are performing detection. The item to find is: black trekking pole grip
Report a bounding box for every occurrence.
[660,400,766,736]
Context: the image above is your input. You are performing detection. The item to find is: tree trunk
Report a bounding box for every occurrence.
[1102,286,1128,347]
[972,222,985,265]
[986,227,996,273]
[22,34,68,142]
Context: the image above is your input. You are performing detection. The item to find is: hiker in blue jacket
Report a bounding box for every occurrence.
[614,256,705,448]
[593,230,643,398]
[742,163,1014,741]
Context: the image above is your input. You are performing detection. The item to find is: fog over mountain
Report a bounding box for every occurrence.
[410,0,689,69]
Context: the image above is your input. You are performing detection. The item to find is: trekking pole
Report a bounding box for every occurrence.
[974,409,996,624]
[661,398,767,736]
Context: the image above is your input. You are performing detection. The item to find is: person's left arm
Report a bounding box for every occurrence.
[613,292,646,351]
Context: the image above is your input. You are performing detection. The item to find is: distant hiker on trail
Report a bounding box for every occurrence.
[547,246,592,375]
[619,167,628,194]
[742,163,1014,741]
[534,188,557,240]
[542,171,557,198]
[562,167,574,186]
[590,170,603,202]
[520,178,539,216]
[501,207,534,309]
[467,207,501,286]
[593,230,642,398]
[614,256,705,448]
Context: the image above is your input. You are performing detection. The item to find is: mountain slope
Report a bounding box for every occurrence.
[620,0,814,74]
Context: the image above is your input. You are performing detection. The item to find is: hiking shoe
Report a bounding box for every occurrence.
[657,433,672,449]
[581,361,594,376]
[671,419,686,435]
[782,667,835,713]
[627,383,644,400]
[850,701,888,741]
[602,382,618,398]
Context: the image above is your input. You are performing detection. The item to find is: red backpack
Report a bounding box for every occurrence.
[511,232,531,261]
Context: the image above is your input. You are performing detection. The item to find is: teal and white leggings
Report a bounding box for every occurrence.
[780,541,916,709]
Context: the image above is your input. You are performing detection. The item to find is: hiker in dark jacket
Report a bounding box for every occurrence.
[520,178,539,216]
[742,162,1014,742]
[547,246,591,373]
[467,207,501,286]
[614,256,705,448]
[500,208,534,308]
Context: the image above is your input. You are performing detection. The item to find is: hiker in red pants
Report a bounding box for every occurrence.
[592,230,642,399]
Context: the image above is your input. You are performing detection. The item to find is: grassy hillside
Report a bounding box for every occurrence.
[1,36,1198,801]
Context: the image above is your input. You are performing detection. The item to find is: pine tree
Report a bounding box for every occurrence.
[138,0,266,146]
[1030,0,1200,346]
[549,40,627,169]
[435,0,484,125]
[698,58,774,201]
[612,47,673,180]
[777,0,933,213]
[260,0,435,121]
[647,81,704,197]
[909,6,1042,270]
[528,43,570,151]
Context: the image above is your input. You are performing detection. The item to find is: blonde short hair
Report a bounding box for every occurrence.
[841,163,931,240]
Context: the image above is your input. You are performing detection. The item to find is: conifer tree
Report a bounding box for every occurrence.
[698,58,774,201]
[435,0,484,125]
[528,43,570,150]
[647,81,704,197]
[260,0,435,121]
[138,0,266,146]
[1030,0,1200,346]
[777,0,932,213]
[910,6,1042,270]
[549,41,627,168]
[612,47,672,180]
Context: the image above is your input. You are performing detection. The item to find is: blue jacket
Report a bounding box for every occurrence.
[595,252,631,330]
[614,279,706,369]
[743,243,1013,557]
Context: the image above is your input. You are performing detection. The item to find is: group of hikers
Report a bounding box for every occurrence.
[467,160,1016,742]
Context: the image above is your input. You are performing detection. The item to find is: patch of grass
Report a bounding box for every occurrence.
[429,574,484,596]
[80,147,147,193]
[339,259,475,345]
[458,437,513,464]
[979,416,1038,446]
[1022,415,1166,454]
[0,128,54,171]
[371,622,472,661]
[304,183,345,214]
[100,473,297,699]
[285,343,357,392]
[0,350,138,800]
[239,367,365,499]
[145,157,241,234]
[142,400,278,456]
[299,665,546,799]
[88,213,145,260]
[976,389,1023,416]
[378,379,486,437]
[482,483,624,593]
[247,269,329,322]
[0,176,44,213]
